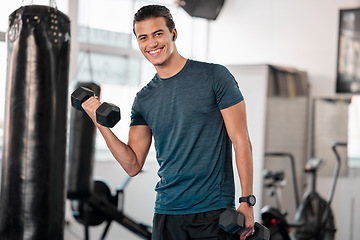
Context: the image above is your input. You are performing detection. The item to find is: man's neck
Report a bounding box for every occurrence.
[155,54,187,79]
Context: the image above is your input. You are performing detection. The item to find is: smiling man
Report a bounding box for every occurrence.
[134,10,185,78]
[82,4,254,240]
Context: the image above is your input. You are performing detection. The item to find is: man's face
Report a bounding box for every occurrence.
[134,17,175,67]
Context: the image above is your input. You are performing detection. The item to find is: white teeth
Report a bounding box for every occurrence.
[149,49,161,54]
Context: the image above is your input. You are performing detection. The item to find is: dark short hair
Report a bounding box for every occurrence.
[133,5,175,35]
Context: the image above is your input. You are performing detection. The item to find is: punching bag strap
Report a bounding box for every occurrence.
[21,0,57,8]
[49,0,58,9]
[21,0,33,6]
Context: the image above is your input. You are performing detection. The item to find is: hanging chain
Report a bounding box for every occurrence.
[49,0,57,9]
[21,0,34,6]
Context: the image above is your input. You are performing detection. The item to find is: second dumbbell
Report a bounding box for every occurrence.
[71,86,121,128]
[219,208,270,240]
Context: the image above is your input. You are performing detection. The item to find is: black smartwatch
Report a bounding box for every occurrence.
[239,195,256,206]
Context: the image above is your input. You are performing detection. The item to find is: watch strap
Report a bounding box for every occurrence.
[239,195,256,206]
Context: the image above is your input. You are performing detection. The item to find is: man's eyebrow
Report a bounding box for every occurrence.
[153,29,165,34]
[137,34,147,39]
[137,29,165,39]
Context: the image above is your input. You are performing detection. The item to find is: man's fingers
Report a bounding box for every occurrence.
[239,226,254,239]
[241,229,251,236]
[82,96,99,109]
[81,96,103,124]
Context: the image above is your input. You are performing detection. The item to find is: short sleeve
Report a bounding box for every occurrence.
[212,65,244,110]
[130,95,148,126]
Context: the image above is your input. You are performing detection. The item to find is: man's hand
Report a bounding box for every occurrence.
[81,96,102,125]
[237,203,254,240]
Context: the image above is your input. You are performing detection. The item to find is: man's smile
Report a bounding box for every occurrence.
[148,47,163,56]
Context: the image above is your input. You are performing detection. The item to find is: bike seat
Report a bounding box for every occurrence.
[305,158,324,172]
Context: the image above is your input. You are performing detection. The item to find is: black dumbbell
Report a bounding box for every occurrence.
[219,208,270,240]
[71,86,121,128]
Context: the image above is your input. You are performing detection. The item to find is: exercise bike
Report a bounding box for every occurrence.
[261,142,347,240]
[261,153,300,240]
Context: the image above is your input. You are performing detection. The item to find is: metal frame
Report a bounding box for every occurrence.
[0,32,5,42]
[78,42,142,59]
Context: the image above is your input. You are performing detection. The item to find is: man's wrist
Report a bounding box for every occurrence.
[239,195,256,206]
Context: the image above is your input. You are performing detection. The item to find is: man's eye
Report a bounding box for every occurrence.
[155,32,163,36]
[139,37,146,41]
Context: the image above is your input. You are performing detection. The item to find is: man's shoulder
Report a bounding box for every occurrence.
[188,59,227,73]
[135,75,159,100]
[189,59,214,68]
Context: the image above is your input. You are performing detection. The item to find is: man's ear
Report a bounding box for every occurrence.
[172,28,177,41]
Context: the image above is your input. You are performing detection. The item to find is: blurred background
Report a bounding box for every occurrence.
[0,0,359,239]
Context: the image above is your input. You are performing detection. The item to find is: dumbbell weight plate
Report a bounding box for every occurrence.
[247,222,271,240]
[71,86,95,111]
[219,208,245,234]
[96,102,121,128]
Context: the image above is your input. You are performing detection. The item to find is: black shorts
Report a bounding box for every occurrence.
[152,209,238,240]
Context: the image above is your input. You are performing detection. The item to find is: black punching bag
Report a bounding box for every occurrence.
[67,82,100,200]
[0,5,70,240]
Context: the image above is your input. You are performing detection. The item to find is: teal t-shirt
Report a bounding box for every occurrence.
[130,59,244,214]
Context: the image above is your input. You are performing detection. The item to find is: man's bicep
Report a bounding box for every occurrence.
[128,125,152,164]
[220,101,250,145]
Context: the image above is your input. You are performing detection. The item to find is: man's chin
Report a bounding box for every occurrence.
[152,60,166,67]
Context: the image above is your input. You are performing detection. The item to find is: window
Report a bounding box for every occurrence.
[348,96,360,168]
[76,51,141,86]
[78,0,133,34]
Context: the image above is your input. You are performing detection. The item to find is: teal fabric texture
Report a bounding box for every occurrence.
[130,59,244,214]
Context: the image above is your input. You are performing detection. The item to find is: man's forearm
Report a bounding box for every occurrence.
[234,139,253,197]
[97,125,142,176]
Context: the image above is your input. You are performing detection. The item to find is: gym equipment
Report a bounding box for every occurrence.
[0,5,70,240]
[71,86,121,128]
[261,142,347,240]
[293,142,346,240]
[219,208,270,240]
[71,176,152,240]
[67,82,100,200]
[262,170,288,217]
[261,159,293,240]
[180,0,226,20]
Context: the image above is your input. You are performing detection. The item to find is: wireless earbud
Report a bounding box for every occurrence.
[172,35,175,41]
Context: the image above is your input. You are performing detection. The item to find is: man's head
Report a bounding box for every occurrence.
[133,5,175,36]
[133,5,179,68]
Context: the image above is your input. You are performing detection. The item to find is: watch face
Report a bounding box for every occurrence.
[249,195,256,206]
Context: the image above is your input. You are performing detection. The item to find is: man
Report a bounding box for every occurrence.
[82,4,254,240]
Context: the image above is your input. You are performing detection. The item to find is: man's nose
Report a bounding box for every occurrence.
[150,39,158,48]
